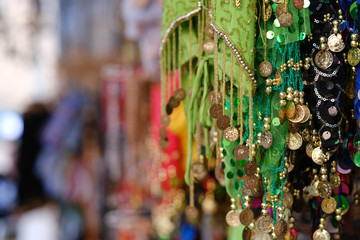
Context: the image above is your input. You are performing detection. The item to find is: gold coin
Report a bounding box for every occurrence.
[160,138,169,149]
[327,34,345,53]
[283,192,294,209]
[279,108,286,124]
[205,25,214,39]
[239,209,254,226]
[293,0,304,9]
[330,173,341,189]
[278,12,294,28]
[309,179,320,197]
[275,3,289,18]
[321,197,337,214]
[261,131,273,149]
[318,181,332,199]
[287,132,303,150]
[306,143,314,158]
[169,96,180,108]
[174,88,186,101]
[251,183,264,197]
[224,126,239,142]
[300,105,311,123]
[203,39,215,53]
[313,229,330,240]
[234,145,249,160]
[160,114,171,126]
[257,215,273,233]
[263,4,272,21]
[242,227,252,240]
[159,127,167,138]
[348,47,360,66]
[286,103,296,119]
[210,104,223,119]
[315,50,333,70]
[244,175,259,189]
[225,210,241,227]
[259,61,273,77]
[217,115,231,130]
[274,220,288,238]
[289,105,306,123]
[208,90,222,105]
[312,147,324,165]
[191,162,208,182]
[244,161,258,175]
[185,206,199,220]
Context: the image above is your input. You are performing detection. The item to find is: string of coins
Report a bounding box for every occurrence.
[159,0,360,239]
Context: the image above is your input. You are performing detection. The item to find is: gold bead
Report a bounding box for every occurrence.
[293,97,299,104]
[264,123,270,131]
[320,43,327,51]
[287,94,294,101]
[265,86,272,94]
[286,87,294,93]
[320,36,327,43]
[335,215,342,221]
[351,40,358,48]
[279,92,286,99]
[280,99,287,107]
[266,78,272,85]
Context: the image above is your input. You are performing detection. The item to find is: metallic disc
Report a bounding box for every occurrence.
[160,114,171,126]
[173,88,186,101]
[166,103,173,115]
[293,0,304,9]
[286,103,296,120]
[330,173,341,189]
[217,115,231,130]
[306,143,314,158]
[275,3,288,18]
[327,34,345,53]
[283,192,294,209]
[313,229,330,240]
[300,105,311,123]
[251,183,264,197]
[321,197,337,214]
[225,210,241,227]
[159,127,167,138]
[257,216,273,233]
[289,105,306,123]
[210,103,223,119]
[208,90,222,105]
[318,181,332,199]
[244,161,258,175]
[279,108,286,124]
[203,39,215,53]
[204,25,214,39]
[242,227,252,240]
[244,175,259,189]
[169,96,180,108]
[239,209,254,226]
[312,147,324,165]
[160,138,170,149]
[315,50,333,70]
[258,61,273,77]
[348,47,360,66]
[191,162,208,182]
[261,131,273,149]
[278,12,294,28]
[309,179,320,197]
[234,145,249,160]
[185,206,199,220]
[287,132,303,150]
[274,220,288,238]
[224,126,239,142]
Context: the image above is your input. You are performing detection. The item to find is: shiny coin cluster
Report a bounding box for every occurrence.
[160,88,187,149]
